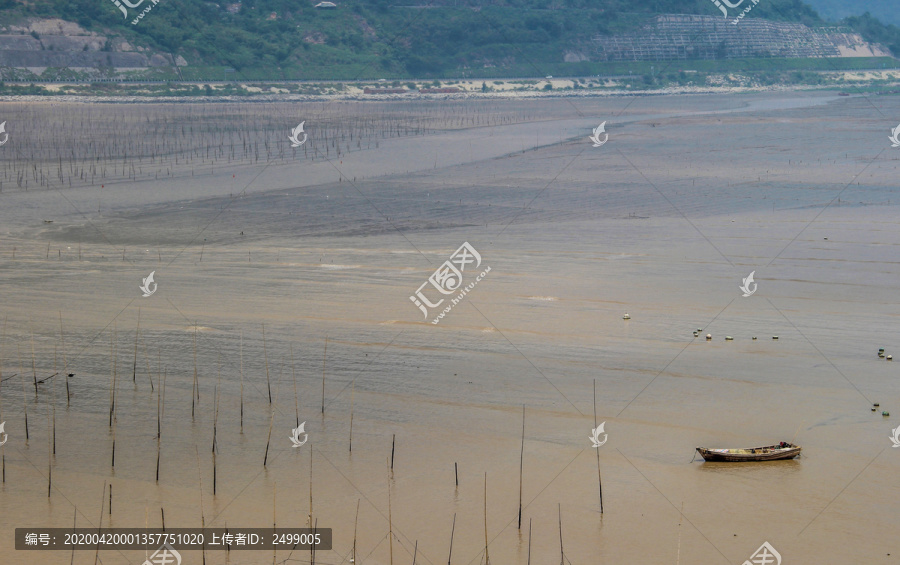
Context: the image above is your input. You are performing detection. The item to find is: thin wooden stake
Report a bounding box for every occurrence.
[240,331,244,433]
[161,507,166,531]
[47,398,52,497]
[349,382,355,452]
[19,347,29,442]
[109,484,112,515]
[455,462,458,487]
[527,519,532,565]
[321,336,327,414]
[133,308,140,384]
[352,499,359,563]
[59,312,70,406]
[518,405,525,530]
[484,472,490,565]
[391,434,396,470]
[261,324,272,404]
[388,461,393,565]
[263,407,274,466]
[594,379,603,514]
[31,323,37,396]
[52,345,57,454]
[558,503,564,565]
[291,344,299,427]
[448,513,456,565]
[192,328,198,419]
[413,540,418,565]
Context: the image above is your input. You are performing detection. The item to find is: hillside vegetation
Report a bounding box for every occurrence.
[1,0,898,79]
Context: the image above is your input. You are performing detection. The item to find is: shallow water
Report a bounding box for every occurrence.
[0,91,899,564]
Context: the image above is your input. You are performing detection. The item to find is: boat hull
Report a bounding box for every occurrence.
[696,445,801,462]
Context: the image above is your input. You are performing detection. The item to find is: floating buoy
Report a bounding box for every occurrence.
[697,328,702,332]
[693,331,699,337]
[623,314,631,320]
[725,336,733,341]
[752,336,758,340]
[879,348,884,353]
[883,411,890,417]
[772,336,779,340]
[872,407,877,411]
[887,355,893,361]
[706,334,712,341]
[879,352,885,358]
[874,403,880,407]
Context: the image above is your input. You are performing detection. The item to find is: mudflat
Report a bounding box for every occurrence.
[0,90,897,564]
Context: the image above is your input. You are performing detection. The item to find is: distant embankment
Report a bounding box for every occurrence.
[593,15,890,62]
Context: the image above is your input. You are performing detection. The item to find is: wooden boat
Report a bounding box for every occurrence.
[696,442,801,462]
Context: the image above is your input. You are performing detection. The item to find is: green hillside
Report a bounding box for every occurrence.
[1,0,898,79]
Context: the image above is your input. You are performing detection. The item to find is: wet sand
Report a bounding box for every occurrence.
[0,91,899,564]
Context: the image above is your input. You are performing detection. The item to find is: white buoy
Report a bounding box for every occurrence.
[706,334,712,341]
[752,337,757,340]
[887,355,893,361]
[623,314,630,320]
[725,336,733,341]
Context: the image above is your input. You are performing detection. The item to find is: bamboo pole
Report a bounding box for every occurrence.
[263,324,271,404]
[594,379,603,514]
[349,382,354,452]
[321,336,327,414]
[52,347,57,455]
[391,434,396,470]
[263,407,274,467]
[19,346,29,442]
[527,519,532,565]
[192,328,199,419]
[484,472,490,565]
[352,499,359,563]
[448,513,456,565]
[291,344,299,427]
[59,312,70,406]
[47,395,52,497]
[240,331,244,433]
[195,448,206,565]
[133,308,140,384]
[558,504,564,565]
[518,405,525,530]
[30,323,37,396]
[388,460,393,565]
